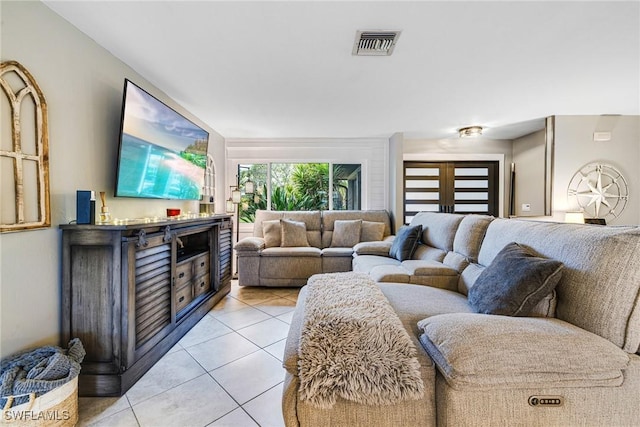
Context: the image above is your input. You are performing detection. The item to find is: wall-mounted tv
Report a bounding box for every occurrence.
[115,79,209,200]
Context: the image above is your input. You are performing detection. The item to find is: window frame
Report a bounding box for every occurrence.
[230,160,365,223]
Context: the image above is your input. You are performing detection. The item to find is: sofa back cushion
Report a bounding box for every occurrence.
[478,218,640,353]
[452,214,494,262]
[409,212,465,261]
[321,210,391,248]
[254,210,322,248]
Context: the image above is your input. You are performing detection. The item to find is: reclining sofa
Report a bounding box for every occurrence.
[282,212,640,426]
[234,209,392,287]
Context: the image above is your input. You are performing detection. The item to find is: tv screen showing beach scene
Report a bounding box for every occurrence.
[115,79,209,200]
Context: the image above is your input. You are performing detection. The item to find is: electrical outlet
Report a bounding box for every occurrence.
[522,203,531,212]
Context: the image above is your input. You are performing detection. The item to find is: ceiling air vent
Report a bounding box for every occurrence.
[352,30,401,56]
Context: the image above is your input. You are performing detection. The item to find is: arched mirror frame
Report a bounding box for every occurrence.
[0,60,50,232]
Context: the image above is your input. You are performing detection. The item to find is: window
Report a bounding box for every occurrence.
[333,164,361,210]
[237,162,361,222]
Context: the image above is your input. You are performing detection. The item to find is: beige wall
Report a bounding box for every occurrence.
[552,115,639,225]
[512,129,546,217]
[0,1,225,358]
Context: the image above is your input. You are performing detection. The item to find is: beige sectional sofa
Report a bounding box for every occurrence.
[234,209,393,287]
[282,212,640,426]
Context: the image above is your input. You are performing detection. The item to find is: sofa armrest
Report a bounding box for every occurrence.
[353,240,393,256]
[235,237,265,252]
[417,313,630,389]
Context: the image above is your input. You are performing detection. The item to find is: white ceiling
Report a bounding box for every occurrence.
[44,1,640,140]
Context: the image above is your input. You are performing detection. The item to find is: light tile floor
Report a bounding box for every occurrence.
[78,281,299,427]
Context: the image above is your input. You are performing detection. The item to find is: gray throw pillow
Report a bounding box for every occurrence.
[330,220,362,247]
[280,219,310,247]
[468,242,564,316]
[389,224,422,261]
[262,219,282,248]
[361,221,386,242]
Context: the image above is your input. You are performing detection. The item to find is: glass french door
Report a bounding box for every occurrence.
[403,161,499,224]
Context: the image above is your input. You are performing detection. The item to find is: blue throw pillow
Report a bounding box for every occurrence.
[389,225,422,261]
[468,242,564,316]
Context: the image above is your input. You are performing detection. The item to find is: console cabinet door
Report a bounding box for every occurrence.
[219,219,232,288]
[125,230,174,365]
[62,230,122,376]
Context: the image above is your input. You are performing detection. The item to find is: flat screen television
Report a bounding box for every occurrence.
[115,79,209,200]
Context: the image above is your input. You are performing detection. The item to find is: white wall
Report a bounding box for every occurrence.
[0,1,225,358]
[552,115,639,225]
[388,133,404,232]
[225,137,389,210]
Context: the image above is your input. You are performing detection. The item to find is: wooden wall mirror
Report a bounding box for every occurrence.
[0,60,50,232]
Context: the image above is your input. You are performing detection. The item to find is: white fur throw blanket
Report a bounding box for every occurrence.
[298,272,424,408]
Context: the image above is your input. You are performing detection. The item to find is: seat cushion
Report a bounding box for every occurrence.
[401,260,459,277]
[369,265,411,283]
[321,247,354,258]
[261,247,321,257]
[378,283,473,334]
[418,313,630,389]
[352,255,400,274]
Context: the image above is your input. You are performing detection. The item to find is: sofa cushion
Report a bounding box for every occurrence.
[417,313,630,389]
[353,241,393,256]
[459,263,558,317]
[261,247,321,257]
[283,211,322,248]
[443,252,469,273]
[234,237,265,252]
[321,247,354,258]
[369,265,411,283]
[263,219,282,248]
[390,225,422,261]
[412,244,447,262]
[410,212,464,252]
[352,254,400,274]
[457,262,484,296]
[468,242,563,317]
[361,221,386,242]
[401,260,459,277]
[478,218,640,353]
[452,214,493,262]
[281,219,310,247]
[379,284,473,332]
[254,210,284,237]
[321,210,392,248]
[330,220,362,248]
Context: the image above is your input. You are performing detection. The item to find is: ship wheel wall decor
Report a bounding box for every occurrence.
[567,163,629,223]
[0,60,51,232]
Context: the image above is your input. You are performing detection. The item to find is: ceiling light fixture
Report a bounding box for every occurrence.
[458,126,483,138]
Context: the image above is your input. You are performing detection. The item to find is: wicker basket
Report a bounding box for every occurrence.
[1,376,78,426]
